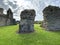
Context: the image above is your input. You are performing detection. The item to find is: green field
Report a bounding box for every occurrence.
[0,24,60,45]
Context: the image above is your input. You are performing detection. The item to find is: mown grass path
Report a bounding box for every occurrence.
[0,24,60,45]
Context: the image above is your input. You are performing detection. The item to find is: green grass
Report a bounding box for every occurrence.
[0,24,60,45]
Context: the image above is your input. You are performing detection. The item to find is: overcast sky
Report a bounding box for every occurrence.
[0,0,60,21]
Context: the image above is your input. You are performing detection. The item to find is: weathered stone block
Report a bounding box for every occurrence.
[19,9,36,33]
[43,5,60,31]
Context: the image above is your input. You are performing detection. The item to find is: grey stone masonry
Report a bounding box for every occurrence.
[19,9,36,33]
[0,8,16,26]
[43,5,60,31]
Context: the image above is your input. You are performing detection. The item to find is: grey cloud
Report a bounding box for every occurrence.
[8,1,18,9]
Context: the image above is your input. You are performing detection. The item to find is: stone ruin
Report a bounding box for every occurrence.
[43,5,60,31]
[7,8,17,25]
[7,8,14,25]
[19,9,36,33]
[0,8,16,26]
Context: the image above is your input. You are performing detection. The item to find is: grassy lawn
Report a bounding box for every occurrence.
[0,24,60,45]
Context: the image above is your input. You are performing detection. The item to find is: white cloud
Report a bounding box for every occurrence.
[1,0,60,21]
[3,0,8,5]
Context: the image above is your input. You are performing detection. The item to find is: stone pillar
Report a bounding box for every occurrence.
[7,8,13,25]
[19,9,36,33]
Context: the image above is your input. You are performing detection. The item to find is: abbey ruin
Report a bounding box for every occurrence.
[19,9,36,33]
[0,8,16,26]
[43,5,60,31]
[1,5,60,31]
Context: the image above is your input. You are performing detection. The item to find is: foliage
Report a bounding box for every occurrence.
[34,21,43,24]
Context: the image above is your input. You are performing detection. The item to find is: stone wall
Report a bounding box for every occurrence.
[0,8,16,26]
[43,5,60,31]
[0,16,11,26]
[0,16,6,26]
